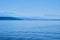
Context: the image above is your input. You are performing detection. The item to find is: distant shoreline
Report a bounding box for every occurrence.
[0,19,60,21]
[0,17,60,21]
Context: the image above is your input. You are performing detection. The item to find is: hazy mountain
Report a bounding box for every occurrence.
[0,12,60,21]
[0,12,23,20]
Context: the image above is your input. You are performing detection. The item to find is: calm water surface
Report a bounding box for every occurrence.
[0,21,60,40]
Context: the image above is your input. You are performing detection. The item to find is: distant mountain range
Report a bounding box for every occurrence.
[0,17,60,21]
[0,13,23,20]
[0,13,60,21]
[0,17,23,20]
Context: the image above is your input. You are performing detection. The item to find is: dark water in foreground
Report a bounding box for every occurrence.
[0,21,60,40]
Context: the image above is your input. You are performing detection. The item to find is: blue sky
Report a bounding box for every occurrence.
[0,0,60,18]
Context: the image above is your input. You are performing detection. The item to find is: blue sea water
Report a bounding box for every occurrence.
[0,21,60,40]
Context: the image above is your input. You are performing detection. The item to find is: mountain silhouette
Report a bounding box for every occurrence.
[0,17,23,20]
[0,17,60,21]
[0,12,23,20]
[0,12,60,21]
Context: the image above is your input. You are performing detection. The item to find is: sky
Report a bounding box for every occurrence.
[0,0,60,19]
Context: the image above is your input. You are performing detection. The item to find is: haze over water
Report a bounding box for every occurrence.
[0,21,60,40]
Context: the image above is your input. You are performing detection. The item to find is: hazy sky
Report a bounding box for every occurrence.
[0,0,60,18]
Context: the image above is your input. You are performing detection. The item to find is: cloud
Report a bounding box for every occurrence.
[44,13,60,19]
[0,12,16,17]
